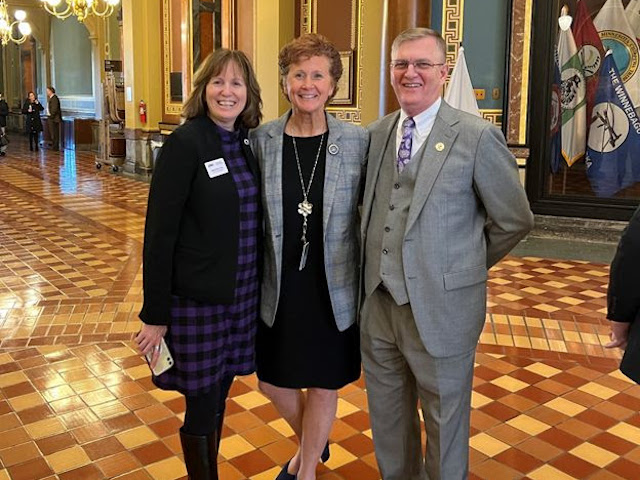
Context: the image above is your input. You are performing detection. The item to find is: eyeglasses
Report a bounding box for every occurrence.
[390,60,445,71]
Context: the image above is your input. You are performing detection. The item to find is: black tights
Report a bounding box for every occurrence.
[182,375,234,436]
[29,132,39,150]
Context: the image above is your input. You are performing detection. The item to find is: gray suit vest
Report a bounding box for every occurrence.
[364,131,426,305]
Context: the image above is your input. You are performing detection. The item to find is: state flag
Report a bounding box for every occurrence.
[444,46,481,117]
[586,51,640,197]
[558,16,587,165]
[573,0,605,122]
[594,0,640,108]
[626,0,640,42]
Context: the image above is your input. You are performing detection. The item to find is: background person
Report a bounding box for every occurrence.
[251,33,369,480]
[47,86,62,151]
[604,204,640,383]
[360,28,534,480]
[136,49,262,480]
[0,93,8,135]
[22,91,44,152]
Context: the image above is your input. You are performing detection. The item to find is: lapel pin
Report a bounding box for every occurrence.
[435,142,445,152]
[328,143,339,155]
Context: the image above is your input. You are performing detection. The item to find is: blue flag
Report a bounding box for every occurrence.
[550,53,563,174]
[586,51,640,197]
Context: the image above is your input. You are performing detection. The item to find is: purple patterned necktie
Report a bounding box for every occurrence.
[397,116,415,173]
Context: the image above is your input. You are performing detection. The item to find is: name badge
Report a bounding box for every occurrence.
[204,158,228,178]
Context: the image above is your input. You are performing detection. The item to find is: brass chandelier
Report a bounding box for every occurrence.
[40,0,120,23]
[0,1,31,46]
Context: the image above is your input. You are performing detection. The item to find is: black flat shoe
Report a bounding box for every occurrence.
[276,442,329,479]
[275,460,296,480]
[321,442,330,463]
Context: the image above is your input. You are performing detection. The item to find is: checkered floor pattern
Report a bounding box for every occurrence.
[0,138,637,480]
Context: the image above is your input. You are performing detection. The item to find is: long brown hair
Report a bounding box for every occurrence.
[182,49,262,129]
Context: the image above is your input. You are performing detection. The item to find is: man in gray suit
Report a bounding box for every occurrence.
[360,28,534,480]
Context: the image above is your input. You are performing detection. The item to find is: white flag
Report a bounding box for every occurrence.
[444,47,481,117]
[627,0,640,42]
[558,16,587,165]
[594,0,640,108]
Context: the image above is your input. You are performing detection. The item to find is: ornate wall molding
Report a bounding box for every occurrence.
[441,0,464,71]
[480,109,502,127]
[301,0,364,124]
[506,0,533,145]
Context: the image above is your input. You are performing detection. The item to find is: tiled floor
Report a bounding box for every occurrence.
[0,137,638,480]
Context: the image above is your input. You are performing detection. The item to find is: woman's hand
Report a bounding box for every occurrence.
[136,323,168,368]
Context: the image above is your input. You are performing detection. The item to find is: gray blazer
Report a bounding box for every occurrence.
[361,101,534,356]
[251,111,369,331]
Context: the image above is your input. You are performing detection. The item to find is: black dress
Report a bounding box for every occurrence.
[256,132,361,390]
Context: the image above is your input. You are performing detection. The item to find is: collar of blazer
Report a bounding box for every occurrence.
[261,109,346,243]
[362,100,461,237]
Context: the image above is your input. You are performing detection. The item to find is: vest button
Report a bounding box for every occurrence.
[384,226,391,232]
[389,204,395,210]
[382,249,388,254]
[394,183,400,189]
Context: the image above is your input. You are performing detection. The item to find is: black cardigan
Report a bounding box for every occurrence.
[607,205,640,323]
[139,115,261,326]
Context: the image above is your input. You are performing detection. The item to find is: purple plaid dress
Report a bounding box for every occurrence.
[153,126,260,395]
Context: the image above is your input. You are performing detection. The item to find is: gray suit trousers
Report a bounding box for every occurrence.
[361,288,475,480]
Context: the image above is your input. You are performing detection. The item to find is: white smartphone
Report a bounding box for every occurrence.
[145,337,174,376]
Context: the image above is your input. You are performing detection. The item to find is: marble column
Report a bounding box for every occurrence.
[121,0,162,174]
[381,0,431,115]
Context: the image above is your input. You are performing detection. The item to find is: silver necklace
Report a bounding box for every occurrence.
[292,131,325,270]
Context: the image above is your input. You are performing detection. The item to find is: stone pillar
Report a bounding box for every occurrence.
[381,0,431,115]
[121,0,162,173]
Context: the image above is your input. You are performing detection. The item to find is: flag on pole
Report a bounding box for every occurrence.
[626,0,640,42]
[550,51,563,174]
[444,46,481,117]
[558,15,587,166]
[594,0,640,108]
[586,51,640,197]
[573,0,605,122]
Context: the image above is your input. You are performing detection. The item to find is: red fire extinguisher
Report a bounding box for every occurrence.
[139,100,147,124]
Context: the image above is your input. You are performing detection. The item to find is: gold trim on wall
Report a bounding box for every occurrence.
[162,0,192,117]
[442,0,507,128]
[301,0,364,124]
[519,0,533,145]
[480,109,502,127]
[441,0,464,70]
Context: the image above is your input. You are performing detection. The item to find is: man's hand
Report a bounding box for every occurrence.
[604,321,631,349]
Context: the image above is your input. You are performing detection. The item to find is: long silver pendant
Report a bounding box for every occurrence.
[299,241,310,271]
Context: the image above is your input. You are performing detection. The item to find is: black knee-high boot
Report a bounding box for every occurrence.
[180,428,219,480]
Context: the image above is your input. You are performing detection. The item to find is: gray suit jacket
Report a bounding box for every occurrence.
[361,101,534,356]
[251,111,369,331]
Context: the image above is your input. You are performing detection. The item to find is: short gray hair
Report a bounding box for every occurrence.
[391,28,446,61]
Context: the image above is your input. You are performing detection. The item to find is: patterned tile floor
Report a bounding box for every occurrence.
[0,137,637,480]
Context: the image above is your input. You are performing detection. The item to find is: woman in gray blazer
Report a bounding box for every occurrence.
[251,34,368,480]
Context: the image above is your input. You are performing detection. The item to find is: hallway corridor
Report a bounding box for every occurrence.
[0,138,639,480]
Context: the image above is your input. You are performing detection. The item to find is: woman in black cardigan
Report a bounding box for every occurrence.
[22,91,44,151]
[136,49,262,480]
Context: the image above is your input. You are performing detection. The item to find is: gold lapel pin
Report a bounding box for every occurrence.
[435,142,445,152]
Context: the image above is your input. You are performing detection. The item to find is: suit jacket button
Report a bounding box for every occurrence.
[394,183,400,189]
[389,204,395,210]
[382,249,388,255]
[384,226,391,232]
